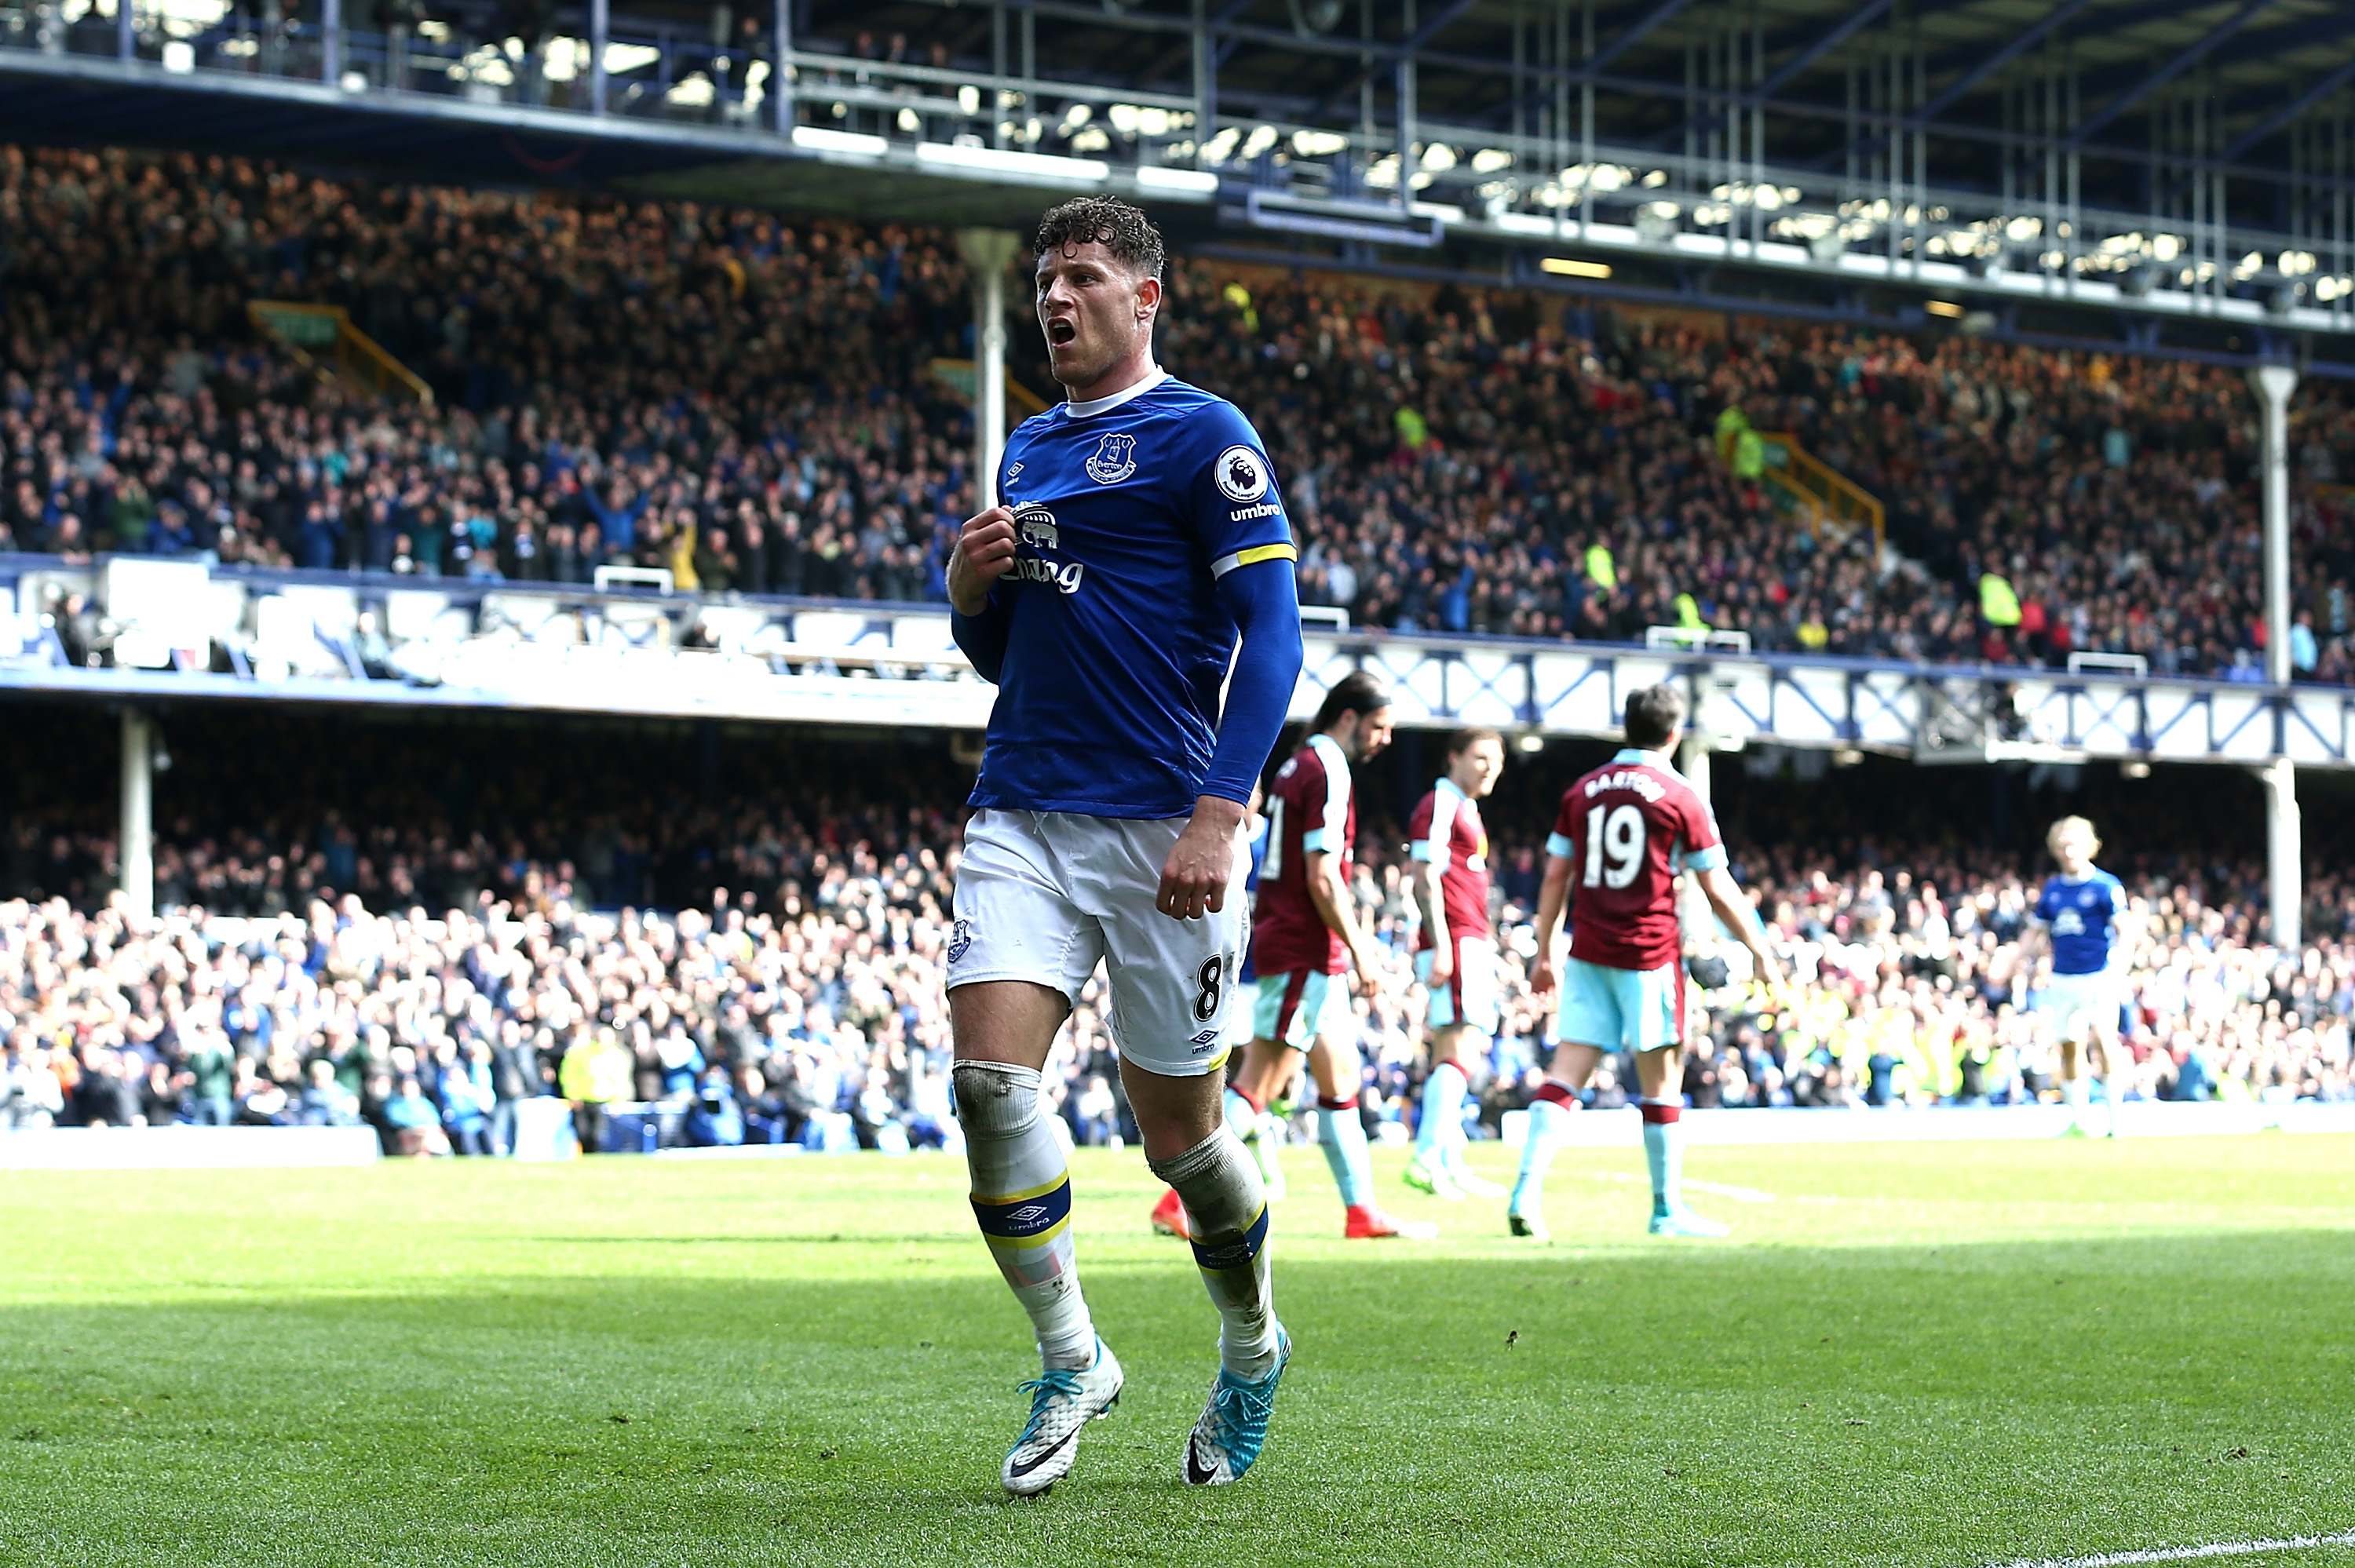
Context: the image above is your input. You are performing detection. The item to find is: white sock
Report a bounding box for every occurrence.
[2062,1075,2090,1123]
[955,1060,1095,1369]
[1510,1085,1575,1212]
[1151,1127,1279,1380]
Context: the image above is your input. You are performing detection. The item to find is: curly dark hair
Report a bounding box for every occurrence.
[1034,197,1167,282]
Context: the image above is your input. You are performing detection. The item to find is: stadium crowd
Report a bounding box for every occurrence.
[4,801,2351,1156]
[5,144,2355,684]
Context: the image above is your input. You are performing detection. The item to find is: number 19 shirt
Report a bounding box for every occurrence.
[1544,747,1725,973]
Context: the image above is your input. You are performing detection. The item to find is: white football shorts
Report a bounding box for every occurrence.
[949,808,1251,1078]
[2038,969,2122,1041]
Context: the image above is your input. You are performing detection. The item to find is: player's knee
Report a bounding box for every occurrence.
[1148,1128,1258,1234]
[951,1059,1040,1138]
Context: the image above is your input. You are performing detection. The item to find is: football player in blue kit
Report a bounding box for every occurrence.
[2018,815,2137,1137]
[943,198,1305,1496]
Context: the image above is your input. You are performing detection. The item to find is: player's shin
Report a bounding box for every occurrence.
[1315,1094,1374,1209]
[1510,1080,1576,1217]
[2061,1072,2091,1129]
[956,1060,1097,1369]
[1639,1099,1684,1217]
[1151,1128,1280,1381]
[1413,1060,1466,1162]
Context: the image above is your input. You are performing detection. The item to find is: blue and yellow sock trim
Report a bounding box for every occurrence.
[972,1175,1074,1249]
[1188,1202,1270,1273]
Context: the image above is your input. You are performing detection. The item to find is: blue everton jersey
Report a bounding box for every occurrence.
[966,370,1297,819]
[2034,870,2126,975]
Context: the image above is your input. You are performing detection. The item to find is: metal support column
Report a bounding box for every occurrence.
[2250,363,2297,684]
[2259,758,2301,950]
[1394,0,1417,213]
[120,709,154,921]
[1678,731,1712,805]
[116,0,133,61]
[321,0,340,83]
[772,0,791,130]
[2250,361,2300,949]
[590,0,608,114]
[957,229,1020,511]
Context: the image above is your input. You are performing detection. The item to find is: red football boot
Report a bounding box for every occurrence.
[1344,1203,1438,1240]
[1150,1187,1194,1240]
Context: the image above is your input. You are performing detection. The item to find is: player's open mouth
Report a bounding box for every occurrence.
[1046,318,1077,345]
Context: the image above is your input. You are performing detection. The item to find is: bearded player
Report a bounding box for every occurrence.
[1401,727,1509,1202]
[946,197,1302,1495]
[1513,684,1781,1239]
[1226,671,1433,1240]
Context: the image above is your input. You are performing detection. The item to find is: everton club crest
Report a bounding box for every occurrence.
[1085,432,1138,484]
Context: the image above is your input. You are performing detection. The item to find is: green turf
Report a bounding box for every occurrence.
[2,1135,2354,1567]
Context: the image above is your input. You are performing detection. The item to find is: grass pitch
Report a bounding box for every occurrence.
[2,1136,2353,1568]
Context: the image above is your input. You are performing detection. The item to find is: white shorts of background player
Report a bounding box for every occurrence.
[949,808,1249,1078]
[1554,956,1683,1053]
[1415,935,1499,1037]
[1251,968,1353,1051]
[2036,968,2123,1043]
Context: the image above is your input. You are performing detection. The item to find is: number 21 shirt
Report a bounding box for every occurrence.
[1544,747,1725,973]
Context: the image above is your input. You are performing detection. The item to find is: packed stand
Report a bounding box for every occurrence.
[5,145,2355,683]
[5,810,2353,1156]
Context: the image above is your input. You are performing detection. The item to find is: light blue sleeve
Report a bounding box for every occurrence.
[1545,832,1574,860]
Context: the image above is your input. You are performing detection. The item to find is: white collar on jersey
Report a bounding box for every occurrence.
[1062,366,1168,420]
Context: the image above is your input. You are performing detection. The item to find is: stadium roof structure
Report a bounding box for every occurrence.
[2,0,2353,364]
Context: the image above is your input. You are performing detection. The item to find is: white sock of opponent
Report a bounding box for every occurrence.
[955,1060,1096,1370]
[1151,1127,1280,1380]
[1221,1085,1263,1143]
[1639,1099,1685,1218]
[1510,1080,1576,1216]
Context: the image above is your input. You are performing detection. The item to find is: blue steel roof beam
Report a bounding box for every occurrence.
[1295,0,1486,122]
[2068,0,2280,148]
[1909,0,2101,123]
[1583,0,1697,75]
[2058,9,2355,104]
[1210,0,1261,71]
[1748,0,1897,101]
[2221,51,2355,160]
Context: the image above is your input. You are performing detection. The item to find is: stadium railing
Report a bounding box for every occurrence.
[5,552,2353,768]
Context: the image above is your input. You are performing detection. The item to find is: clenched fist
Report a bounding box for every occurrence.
[948,506,1017,614]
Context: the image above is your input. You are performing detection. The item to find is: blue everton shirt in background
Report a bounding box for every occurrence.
[2034,870,2127,975]
[959,370,1298,819]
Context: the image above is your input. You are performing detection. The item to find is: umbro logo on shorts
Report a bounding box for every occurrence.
[1188,1028,1220,1051]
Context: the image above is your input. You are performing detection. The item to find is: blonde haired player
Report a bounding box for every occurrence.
[2017,815,2136,1137]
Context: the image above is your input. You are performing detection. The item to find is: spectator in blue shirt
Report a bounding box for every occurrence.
[439,1042,497,1157]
